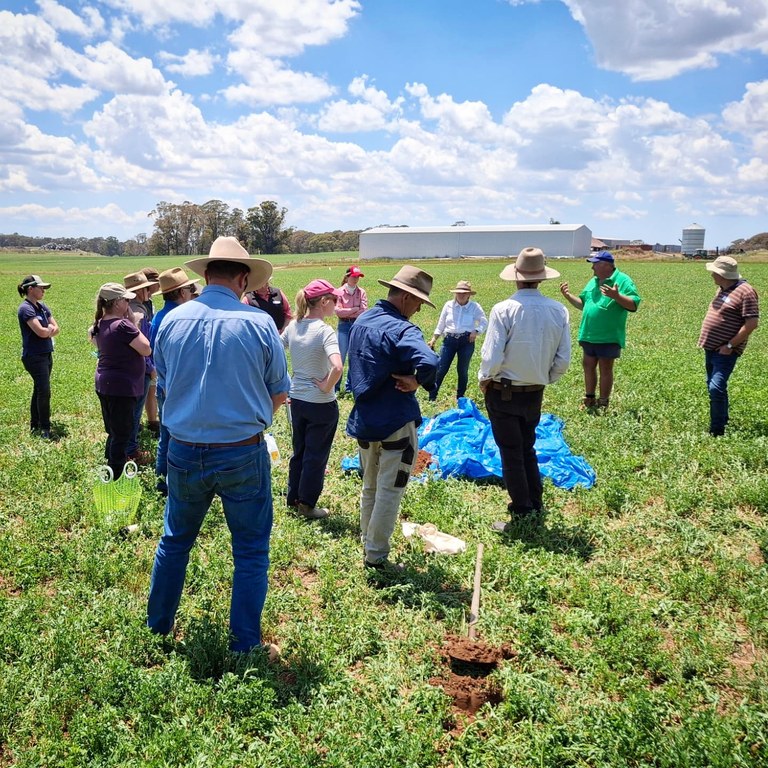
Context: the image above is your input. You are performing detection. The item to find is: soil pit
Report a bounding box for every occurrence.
[429,635,516,722]
[411,449,433,476]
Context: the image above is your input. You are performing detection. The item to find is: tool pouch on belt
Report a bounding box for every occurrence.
[500,378,513,401]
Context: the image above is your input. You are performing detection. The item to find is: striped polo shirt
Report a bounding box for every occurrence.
[698,280,759,355]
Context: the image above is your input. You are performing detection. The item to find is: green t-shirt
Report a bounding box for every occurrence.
[578,268,641,347]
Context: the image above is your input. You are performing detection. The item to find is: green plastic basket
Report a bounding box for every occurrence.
[92,461,142,529]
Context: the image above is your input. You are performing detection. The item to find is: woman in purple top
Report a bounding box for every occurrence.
[17,275,60,438]
[90,283,151,478]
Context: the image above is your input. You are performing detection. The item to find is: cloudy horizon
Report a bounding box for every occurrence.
[1,0,767,249]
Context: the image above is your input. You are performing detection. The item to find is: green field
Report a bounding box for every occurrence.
[1,252,767,767]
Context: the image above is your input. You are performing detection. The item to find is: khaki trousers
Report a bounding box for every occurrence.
[358,421,418,563]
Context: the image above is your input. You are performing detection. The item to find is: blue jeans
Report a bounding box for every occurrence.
[430,334,475,401]
[335,320,354,392]
[22,352,53,430]
[287,398,339,508]
[705,349,738,435]
[127,372,152,454]
[155,390,169,479]
[147,439,273,652]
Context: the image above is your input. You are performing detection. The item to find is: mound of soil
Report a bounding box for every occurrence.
[411,449,433,475]
[428,671,502,716]
[442,634,515,667]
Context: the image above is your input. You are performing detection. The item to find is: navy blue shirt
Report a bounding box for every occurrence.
[18,299,53,358]
[346,299,439,441]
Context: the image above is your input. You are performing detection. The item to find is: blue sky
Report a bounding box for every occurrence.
[1,0,767,248]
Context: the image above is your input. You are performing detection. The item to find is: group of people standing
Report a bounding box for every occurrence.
[15,242,758,654]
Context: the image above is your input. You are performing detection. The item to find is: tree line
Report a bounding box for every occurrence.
[1,199,361,257]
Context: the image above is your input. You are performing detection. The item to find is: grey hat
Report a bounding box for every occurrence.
[99,282,136,301]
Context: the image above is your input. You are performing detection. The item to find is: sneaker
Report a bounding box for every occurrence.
[40,429,52,440]
[297,502,329,520]
[364,558,405,574]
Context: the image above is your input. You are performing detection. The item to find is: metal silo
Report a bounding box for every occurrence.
[681,223,705,255]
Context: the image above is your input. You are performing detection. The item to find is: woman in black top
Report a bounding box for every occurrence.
[17,275,60,438]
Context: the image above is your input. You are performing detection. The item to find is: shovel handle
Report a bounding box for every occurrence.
[468,542,484,639]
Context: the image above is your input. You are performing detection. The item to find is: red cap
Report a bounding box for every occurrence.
[304,279,341,300]
[346,265,364,278]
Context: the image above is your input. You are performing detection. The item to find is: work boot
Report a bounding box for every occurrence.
[297,502,329,520]
[596,397,609,408]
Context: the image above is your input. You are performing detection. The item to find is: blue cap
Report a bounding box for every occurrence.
[586,251,614,263]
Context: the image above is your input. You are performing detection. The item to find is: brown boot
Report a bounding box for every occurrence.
[596,397,609,408]
[582,395,597,409]
[297,502,329,520]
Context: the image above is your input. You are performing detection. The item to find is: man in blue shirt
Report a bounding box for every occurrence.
[149,267,198,495]
[346,265,439,570]
[148,237,290,656]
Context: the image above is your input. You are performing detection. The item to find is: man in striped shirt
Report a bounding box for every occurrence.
[697,256,759,436]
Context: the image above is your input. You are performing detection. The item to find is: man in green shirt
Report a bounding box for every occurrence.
[560,252,641,408]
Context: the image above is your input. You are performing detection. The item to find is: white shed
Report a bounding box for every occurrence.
[359,224,592,260]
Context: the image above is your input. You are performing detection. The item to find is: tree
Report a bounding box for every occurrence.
[246,201,293,254]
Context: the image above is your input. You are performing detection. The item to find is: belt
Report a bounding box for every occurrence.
[173,432,263,448]
[446,331,470,338]
[338,318,355,323]
[491,382,544,393]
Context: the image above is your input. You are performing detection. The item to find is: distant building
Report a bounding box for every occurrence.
[595,237,631,249]
[359,224,592,260]
[654,243,682,253]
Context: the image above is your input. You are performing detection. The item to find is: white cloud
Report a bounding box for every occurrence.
[38,0,105,37]
[223,53,334,105]
[560,0,768,80]
[317,76,403,132]
[70,42,167,94]
[722,79,768,132]
[158,48,218,77]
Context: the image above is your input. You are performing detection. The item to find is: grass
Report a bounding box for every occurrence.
[1,252,767,766]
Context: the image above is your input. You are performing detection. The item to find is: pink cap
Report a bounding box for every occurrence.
[346,265,364,278]
[304,279,341,300]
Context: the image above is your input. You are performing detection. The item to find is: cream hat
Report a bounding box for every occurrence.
[500,247,560,281]
[124,271,160,293]
[185,236,273,288]
[706,256,741,281]
[449,280,476,295]
[158,267,197,295]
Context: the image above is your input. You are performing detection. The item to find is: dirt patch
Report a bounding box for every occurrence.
[442,634,515,667]
[429,635,516,727]
[411,449,433,476]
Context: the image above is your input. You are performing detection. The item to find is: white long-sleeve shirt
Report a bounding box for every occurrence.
[433,299,488,336]
[479,289,570,386]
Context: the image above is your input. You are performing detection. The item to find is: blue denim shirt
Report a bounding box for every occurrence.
[155,284,290,443]
[346,300,439,441]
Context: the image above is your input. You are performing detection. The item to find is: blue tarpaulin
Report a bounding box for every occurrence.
[342,397,595,490]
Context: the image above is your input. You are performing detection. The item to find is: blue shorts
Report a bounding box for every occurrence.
[580,341,622,359]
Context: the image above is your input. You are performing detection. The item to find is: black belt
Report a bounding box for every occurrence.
[173,432,263,448]
[338,318,355,323]
[446,331,470,338]
[491,382,544,393]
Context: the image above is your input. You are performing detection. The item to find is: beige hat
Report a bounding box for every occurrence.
[378,265,436,308]
[124,271,160,293]
[159,267,197,295]
[450,280,476,295]
[99,282,136,301]
[500,247,560,282]
[706,255,741,281]
[185,236,273,288]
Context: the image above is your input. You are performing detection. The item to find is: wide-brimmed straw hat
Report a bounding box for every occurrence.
[378,265,435,308]
[185,236,273,288]
[706,255,741,281]
[500,247,560,282]
[159,267,197,295]
[124,271,159,293]
[449,280,476,295]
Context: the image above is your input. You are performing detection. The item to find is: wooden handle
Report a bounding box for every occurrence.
[468,542,484,639]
